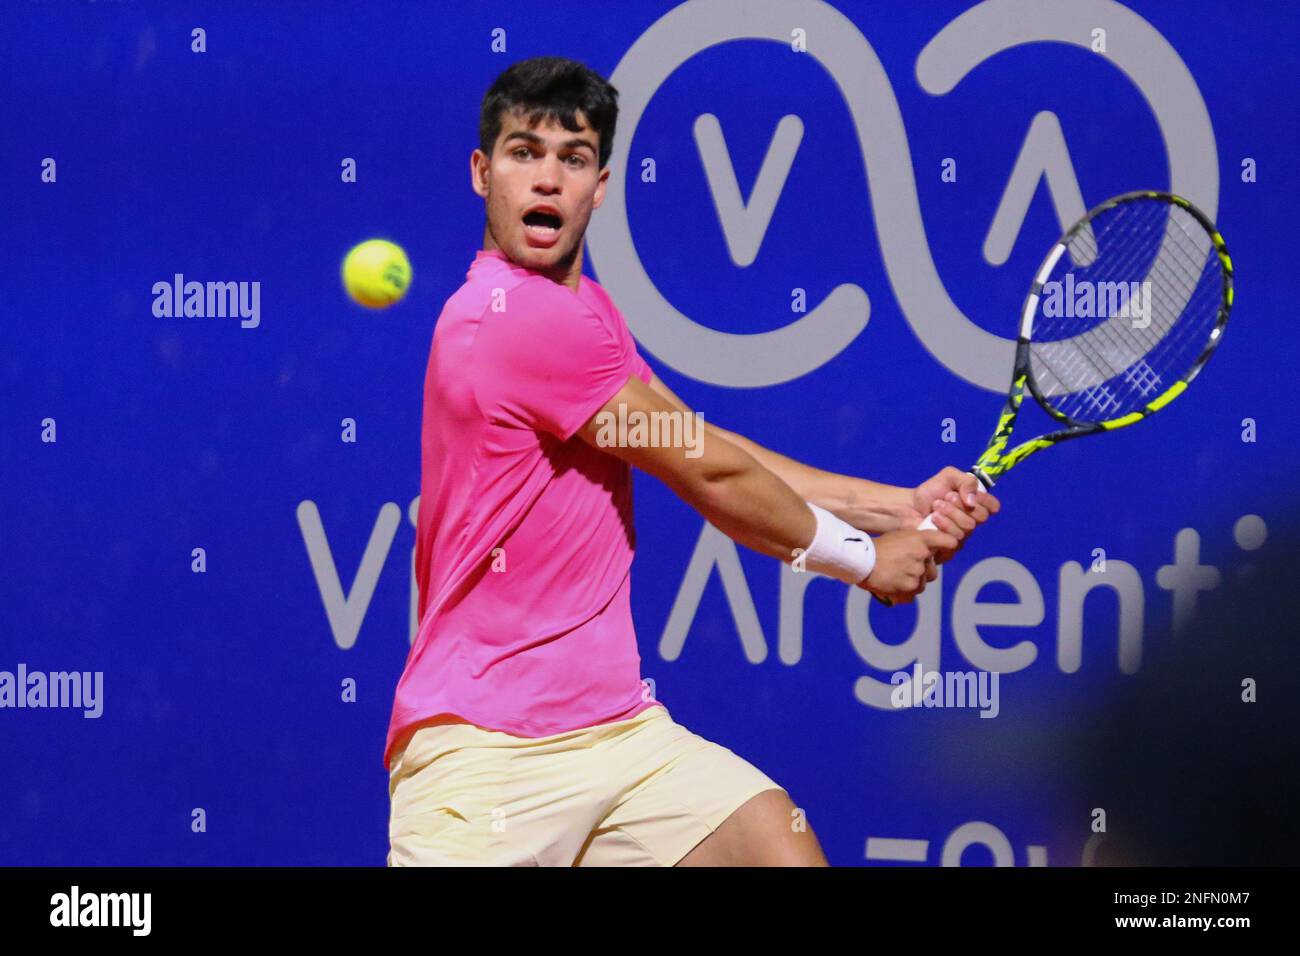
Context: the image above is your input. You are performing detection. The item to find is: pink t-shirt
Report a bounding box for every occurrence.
[384,248,666,770]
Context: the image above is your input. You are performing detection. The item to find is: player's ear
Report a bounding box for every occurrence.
[470,149,490,199]
[591,163,610,210]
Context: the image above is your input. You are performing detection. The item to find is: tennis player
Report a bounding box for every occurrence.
[385,56,999,867]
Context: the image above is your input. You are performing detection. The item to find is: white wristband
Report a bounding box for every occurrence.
[802,502,876,585]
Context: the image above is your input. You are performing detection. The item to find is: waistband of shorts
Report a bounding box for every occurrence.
[388,713,475,771]
[389,704,667,772]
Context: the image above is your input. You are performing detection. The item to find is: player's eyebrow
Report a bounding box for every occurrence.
[502,129,597,156]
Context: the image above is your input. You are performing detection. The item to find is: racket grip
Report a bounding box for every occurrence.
[873,510,940,605]
[875,472,992,605]
[915,469,990,533]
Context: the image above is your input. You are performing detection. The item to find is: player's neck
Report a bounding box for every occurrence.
[482,230,584,292]
[540,242,584,292]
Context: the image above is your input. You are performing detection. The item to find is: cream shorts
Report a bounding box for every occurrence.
[387,704,783,866]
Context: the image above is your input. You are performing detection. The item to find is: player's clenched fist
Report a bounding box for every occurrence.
[858,529,956,605]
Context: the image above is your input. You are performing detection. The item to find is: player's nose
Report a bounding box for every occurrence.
[533,154,567,189]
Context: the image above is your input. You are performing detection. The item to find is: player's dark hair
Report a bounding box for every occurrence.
[479,56,619,169]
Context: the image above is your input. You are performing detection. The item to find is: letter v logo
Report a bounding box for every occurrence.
[297,500,402,649]
[694,113,804,266]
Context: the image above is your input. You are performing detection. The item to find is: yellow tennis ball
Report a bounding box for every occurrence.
[342,239,412,308]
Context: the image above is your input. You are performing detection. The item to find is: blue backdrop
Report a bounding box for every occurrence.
[3,0,1295,865]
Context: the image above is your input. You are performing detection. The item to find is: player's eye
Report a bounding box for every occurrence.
[565,154,587,168]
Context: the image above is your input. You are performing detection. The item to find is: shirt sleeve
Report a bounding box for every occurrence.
[630,348,653,384]
[473,277,639,441]
[595,279,654,385]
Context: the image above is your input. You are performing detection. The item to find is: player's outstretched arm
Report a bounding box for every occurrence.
[644,372,999,544]
[641,373,915,534]
[578,373,816,559]
[577,374,955,604]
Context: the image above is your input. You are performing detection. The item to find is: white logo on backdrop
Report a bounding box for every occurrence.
[586,0,1219,390]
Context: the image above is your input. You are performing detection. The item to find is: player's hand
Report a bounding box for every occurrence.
[858,528,956,605]
[907,467,1001,562]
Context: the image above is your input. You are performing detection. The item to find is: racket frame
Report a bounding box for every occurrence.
[970,190,1234,488]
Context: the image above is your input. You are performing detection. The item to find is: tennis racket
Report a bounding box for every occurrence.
[879,190,1234,604]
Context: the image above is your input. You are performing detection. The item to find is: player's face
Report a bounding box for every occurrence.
[474,109,608,278]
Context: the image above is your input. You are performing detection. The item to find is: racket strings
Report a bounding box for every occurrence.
[1072,201,1204,350]
[1052,213,1209,380]
[1033,241,1163,407]
[1082,218,1219,382]
[1040,203,1172,381]
[1035,251,1213,416]
[1028,198,1223,422]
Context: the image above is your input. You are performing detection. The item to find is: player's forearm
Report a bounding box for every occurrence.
[669,439,818,561]
[705,423,913,534]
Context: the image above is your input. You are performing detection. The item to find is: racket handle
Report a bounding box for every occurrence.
[873,515,935,605]
[874,471,990,606]
[915,470,991,532]
[873,503,946,605]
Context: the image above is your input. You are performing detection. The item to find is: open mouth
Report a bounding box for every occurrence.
[522,208,563,241]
